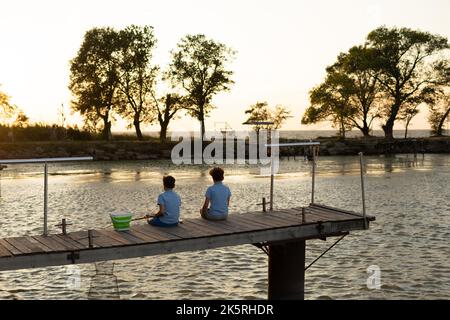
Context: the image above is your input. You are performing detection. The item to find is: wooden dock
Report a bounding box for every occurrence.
[0,203,374,299]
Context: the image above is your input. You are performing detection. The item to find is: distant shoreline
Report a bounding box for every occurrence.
[0,136,449,161]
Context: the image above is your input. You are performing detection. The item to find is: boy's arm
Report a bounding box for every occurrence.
[154,203,165,217]
[200,198,210,215]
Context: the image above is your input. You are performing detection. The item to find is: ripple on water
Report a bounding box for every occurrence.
[0,156,449,299]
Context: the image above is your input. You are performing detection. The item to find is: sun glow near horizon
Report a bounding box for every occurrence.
[1,0,449,133]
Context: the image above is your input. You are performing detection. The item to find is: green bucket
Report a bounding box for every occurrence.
[110,212,132,231]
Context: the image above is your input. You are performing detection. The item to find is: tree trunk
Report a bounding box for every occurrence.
[404,117,412,139]
[436,107,450,136]
[199,104,205,139]
[383,101,401,140]
[200,118,205,140]
[102,117,112,141]
[339,117,346,139]
[360,125,370,137]
[160,121,169,143]
[382,119,395,140]
[134,115,143,141]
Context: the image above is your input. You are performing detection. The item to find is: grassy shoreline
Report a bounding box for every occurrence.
[0,136,449,161]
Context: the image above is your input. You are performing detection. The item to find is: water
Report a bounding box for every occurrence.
[0,155,449,300]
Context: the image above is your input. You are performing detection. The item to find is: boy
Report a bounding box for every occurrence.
[147,175,181,227]
[200,167,231,221]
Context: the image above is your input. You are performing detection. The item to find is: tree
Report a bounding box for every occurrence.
[301,46,383,138]
[13,111,29,127]
[330,46,382,136]
[0,85,16,122]
[429,98,450,136]
[302,74,356,139]
[365,26,449,139]
[69,27,120,141]
[399,103,420,138]
[167,34,235,138]
[115,25,158,140]
[428,60,450,136]
[151,93,187,142]
[244,101,292,133]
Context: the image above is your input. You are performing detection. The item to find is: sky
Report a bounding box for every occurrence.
[0,0,449,133]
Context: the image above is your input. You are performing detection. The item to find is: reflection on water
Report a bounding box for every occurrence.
[88,262,120,300]
[0,154,449,299]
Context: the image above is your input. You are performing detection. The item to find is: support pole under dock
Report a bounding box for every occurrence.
[268,240,305,300]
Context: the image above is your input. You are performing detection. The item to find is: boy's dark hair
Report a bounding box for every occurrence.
[163,175,176,189]
[209,167,224,182]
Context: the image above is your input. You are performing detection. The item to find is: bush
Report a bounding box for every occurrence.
[0,124,97,142]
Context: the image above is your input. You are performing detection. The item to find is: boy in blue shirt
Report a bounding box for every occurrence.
[147,175,181,227]
[200,167,231,221]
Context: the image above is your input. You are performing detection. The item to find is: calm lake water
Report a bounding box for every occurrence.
[0,154,449,300]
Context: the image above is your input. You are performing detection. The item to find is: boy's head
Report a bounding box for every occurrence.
[163,175,176,189]
[209,167,224,182]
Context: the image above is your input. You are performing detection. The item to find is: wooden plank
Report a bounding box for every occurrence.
[183,220,233,236]
[65,231,92,247]
[43,235,83,251]
[0,243,13,257]
[213,218,257,233]
[255,211,301,226]
[149,223,209,239]
[277,209,327,224]
[33,235,70,252]
[229,214,275,230]
[306,207,352,221]
[19,237,53,253]
[264,212,303,225]
[132,224,182,241]
[4,238,34,254]
[180,221,217,236]
[93,230,137,246]
[187,218,243,234]
[249,213,295,228]
[124,229,161,243]
[131,225,179,242]
[236,213,289,229]
[54,235,87,250]
[221,215,262,231]
[309,203,375,220]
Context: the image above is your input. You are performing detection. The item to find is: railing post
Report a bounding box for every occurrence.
[359,152,368,230]
[270,152,274,211]
[44,162,48,236]
[311,146,316,204]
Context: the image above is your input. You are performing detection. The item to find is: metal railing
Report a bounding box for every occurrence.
[265,142,320,210]
[0,157,93,236]
[264,143,368,229]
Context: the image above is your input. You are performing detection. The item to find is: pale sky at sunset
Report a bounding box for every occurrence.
[1,0,449,133]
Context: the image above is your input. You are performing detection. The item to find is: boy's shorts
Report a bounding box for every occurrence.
[203,209,227,221]
[148,217,178,227]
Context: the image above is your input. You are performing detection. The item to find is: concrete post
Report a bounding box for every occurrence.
[268,240,305,300]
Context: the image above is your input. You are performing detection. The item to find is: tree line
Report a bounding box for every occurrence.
[1,25,449,141]
[301,26,450,139]
[69,26,236,141]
